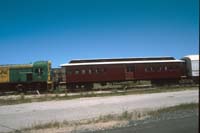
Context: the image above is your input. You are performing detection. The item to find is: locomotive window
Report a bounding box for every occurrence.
[75,70,80,75]
[35,68,44,75]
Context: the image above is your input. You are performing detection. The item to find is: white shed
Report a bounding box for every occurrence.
[182,55,199,77]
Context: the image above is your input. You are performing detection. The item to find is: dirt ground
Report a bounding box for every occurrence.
[0,89,198,132]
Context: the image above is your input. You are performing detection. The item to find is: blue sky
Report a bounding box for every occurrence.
[0,0,199,67]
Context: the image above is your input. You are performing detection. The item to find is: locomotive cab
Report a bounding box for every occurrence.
[33,61,52,90]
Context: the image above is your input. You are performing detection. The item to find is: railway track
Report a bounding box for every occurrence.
[0,83,198,97]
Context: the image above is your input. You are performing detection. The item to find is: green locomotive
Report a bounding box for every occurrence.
[0,61,52,92]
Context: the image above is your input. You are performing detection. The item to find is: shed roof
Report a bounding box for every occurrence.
[182,55,199,61]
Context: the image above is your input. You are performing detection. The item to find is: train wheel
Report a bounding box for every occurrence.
[16,84,25,93]
[85,83,93,91]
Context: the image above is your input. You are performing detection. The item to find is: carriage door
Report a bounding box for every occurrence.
[125,66,135,80]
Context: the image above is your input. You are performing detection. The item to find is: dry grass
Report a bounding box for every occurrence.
[0,86,198,106]
[14,103,198,133]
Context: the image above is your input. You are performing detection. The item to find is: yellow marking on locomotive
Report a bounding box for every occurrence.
[48,61,51,81]
[0,67,9,83]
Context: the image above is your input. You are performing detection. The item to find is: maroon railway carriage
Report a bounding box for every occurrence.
[61,57,186,90]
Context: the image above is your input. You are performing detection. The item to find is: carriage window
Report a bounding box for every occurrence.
[145,67,151,72]
[88,69,92,74]
[101,68,106,72]
[164,66,168,71]
[75,70,80,75]
[145,66,167,72]
[157,67,162,72]
[81,69,86,74]
[127,67,134,72]
[95,68,100,74]
[151,67,156,72]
